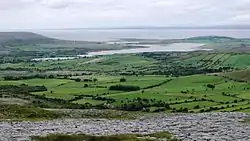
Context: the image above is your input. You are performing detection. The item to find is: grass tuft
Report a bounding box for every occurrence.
[31,132,180,141]
[0,104,64,121]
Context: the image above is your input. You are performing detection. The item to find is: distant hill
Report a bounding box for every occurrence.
[0,32,249,56]
[0,32,49,41]
[186,36,236,40]
[55,25,250,30]
[0,32,55,45]
[185,36,239,42]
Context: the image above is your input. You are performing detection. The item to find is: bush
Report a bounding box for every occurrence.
[75,78,81,82]
[120,78,126,82]
[48,75,54,79]
[0,104,63,120]
[153,108,166,112]
[120,102,145,111]
[207,84,215,89]
[200,109,205,113]
[193,105,200,109]
[142,107,150,112]
[109,85,140,92]
[83,79,92,82]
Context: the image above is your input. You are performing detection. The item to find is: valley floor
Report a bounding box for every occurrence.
[1,112,250,141]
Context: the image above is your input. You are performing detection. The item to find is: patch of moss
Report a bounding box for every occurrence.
[146,132,176,139]
[0,104,64,121]
[242,118,250,123]
[54,109,144,120]
[31,132,180,141]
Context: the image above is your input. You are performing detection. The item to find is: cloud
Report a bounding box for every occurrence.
[0,1,27,10]
[0,0,250,29]
[230,14,250,23]
[38,0,72,9]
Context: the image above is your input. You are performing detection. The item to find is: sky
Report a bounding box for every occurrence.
[0,0,250,29]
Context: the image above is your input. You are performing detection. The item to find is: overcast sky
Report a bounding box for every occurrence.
[0,0,250,29]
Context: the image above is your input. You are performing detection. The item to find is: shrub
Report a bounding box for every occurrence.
[200,109,205,113]
[120,78,126,82]
[83,79,92,82]
[142,107,150,112]
[193,105,200,109]
[207,84,215,89]
[48,75,54,79]
[75,78,81,82]
[109,85,140,92]
[153,108,166,112]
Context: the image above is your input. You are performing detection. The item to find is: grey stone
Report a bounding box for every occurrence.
[0,112,249,141]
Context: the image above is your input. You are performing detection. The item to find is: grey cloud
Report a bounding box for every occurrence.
[0,1,27,10]
[38,0,72,9]
[0,0,250,29]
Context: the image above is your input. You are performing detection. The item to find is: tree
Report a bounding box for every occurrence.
[93,78,98,82]
[121,102,145,111]
[183,108,188,113]
[200,109,205,113]
[109,85,140,92]
[75,78,81,82]
[153,108,165,112]
[193,105,200,109]
[120,78,126,82]
[207,84,215,90]
[63,75,68,79]
[48,75,54,79]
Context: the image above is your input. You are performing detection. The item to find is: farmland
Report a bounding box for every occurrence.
[2,33,250,141]
[1,34,250,119]
[3,52,250,77]
[1,73,250,113]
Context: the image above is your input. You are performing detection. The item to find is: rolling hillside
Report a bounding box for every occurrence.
[0,32,49,41]
[222,69,250,82]
[1,32,250,58]
[0,32,148,57]
[0,32,55,44]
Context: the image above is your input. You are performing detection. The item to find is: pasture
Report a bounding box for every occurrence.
[1,51,250,113]
[1,74,250,113]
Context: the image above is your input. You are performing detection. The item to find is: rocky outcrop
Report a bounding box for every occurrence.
[0,112,250,141]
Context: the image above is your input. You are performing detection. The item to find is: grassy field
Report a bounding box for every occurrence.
[222,69,250,82]
[0,104,63,121]
[3,34,250,124]
[3,52,250,77]
[0,54,155,73]
[32,132,179,141]
[1,74,250,113]
[2,47,250,114]
[182,53,250,69]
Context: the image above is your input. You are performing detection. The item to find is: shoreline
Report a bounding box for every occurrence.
[33,43,209,61]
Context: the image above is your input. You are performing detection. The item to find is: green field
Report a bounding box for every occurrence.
[181,53,250,69]
[2,35,250,116]
[1,74,250,113]
[0,54,155,73]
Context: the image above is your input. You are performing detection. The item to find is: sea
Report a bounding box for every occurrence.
[34,29,250,42]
